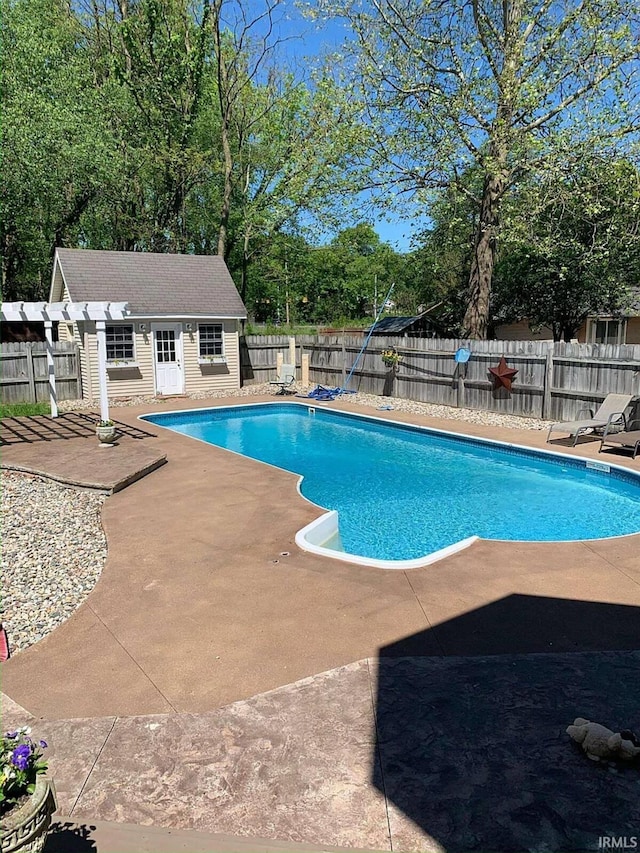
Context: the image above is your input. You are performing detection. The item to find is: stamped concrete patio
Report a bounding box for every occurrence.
[2,395,639,851]
[0,411,166,493]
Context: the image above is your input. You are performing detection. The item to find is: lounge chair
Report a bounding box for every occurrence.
[546,393,633,446]
[270,364,296,395]
[600,418,640,460]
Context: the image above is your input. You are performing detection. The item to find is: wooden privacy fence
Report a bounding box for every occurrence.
[240,335,640,422]
[0,342,81,404]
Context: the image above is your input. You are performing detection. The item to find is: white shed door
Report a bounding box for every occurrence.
[153,324,184,395]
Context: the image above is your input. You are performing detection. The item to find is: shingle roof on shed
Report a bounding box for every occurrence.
[54,249,247,318]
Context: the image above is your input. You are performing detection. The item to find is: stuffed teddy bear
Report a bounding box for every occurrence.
[567,718,640,762]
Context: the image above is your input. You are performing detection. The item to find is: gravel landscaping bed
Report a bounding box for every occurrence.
[1,472,106,654]
[59,383,550,431]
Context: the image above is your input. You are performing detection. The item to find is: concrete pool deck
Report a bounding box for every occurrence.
[2,394,640,720]
[2,395,640,850]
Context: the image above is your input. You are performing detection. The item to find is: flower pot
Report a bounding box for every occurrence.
[96,425,116,446]
[0,776,57,853]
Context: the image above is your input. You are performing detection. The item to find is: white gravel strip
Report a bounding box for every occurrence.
[59,383,550,431]
[0,472,106,654]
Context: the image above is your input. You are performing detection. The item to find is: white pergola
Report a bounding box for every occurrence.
[1,301,130,422]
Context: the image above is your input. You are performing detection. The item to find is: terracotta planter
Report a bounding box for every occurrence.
[96,425,116,446]
[0,776,57,853]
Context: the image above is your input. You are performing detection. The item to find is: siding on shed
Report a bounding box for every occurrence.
[183,321,240,394]
[79,322,151,398]
[59,282,89,400]
[78,319,240,399]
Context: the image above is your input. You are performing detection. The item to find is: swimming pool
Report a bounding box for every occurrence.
[142,403,640,569]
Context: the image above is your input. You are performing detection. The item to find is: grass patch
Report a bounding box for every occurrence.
[0,401,51,419]
[244,318,374,335]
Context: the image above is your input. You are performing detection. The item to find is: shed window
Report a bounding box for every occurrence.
[198,323,223,357]
[106,324,135,362]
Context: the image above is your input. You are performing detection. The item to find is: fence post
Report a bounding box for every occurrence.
[542,343,553,420]
[75,344,83,398]
[341,336,346,387]
[456,365,466,409]
[25,344,37,403]
[44,321,58,417]
[302,353,309,385]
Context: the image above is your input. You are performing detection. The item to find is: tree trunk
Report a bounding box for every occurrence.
[461,170,504,339]
[240,230,250,302]
[1,232,16,300]
[217,121,233,258]
[462,0,524,339]
[211,0,232,259]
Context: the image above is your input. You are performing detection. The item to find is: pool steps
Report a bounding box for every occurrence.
[295,509,478,571]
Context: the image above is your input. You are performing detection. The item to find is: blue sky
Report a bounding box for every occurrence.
[263,0,429,252]
[373,221,423,253]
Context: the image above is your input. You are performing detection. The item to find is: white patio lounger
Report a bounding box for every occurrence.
[269,363,296,395]
[546,393,633,446]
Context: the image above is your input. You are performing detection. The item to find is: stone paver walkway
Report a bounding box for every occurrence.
[5,650,640,852]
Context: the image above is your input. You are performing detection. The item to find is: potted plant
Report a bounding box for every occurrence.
[381,346,403,370]
[0,728,56,853]
[96,419,116,446]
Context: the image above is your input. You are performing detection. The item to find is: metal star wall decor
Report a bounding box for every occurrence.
[489,356,518,392]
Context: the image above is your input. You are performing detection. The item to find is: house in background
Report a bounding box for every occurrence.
[51,249,247,399]
[495,288,640,344]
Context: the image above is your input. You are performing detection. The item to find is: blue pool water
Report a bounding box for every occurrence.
[143,404,640,561]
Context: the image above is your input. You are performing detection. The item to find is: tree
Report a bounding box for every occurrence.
[494,157,640,340]
[78,0,215,253]
[399,179,481,333]
[318,0,640,337]
[206,0,364,300]
[301,225,402,322]
[1,0,116,299]
[244,225,405,325]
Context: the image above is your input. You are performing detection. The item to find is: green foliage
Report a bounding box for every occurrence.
[1,0,364,302]
[407,156,640,339]
[395,177,482,335]
[0,401,51,418]
[1,0,116,299]
[79,0,215,254]
[245,225,408,325]
[316,0,640,336]
[494,157,640,340]
[0,728,48,816]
